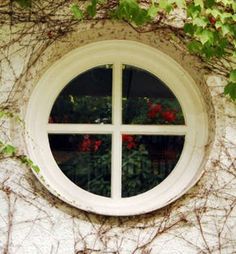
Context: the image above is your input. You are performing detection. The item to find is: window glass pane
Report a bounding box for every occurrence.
[122,65,184,125]
[49,134,111,197]
[49,66,112,124]
[122,135,185,197]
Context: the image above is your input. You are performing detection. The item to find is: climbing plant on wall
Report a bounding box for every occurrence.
[71,0,236,100]
[0,0,235,164]
[0,1,236,253]
[1,0,235,155]
[13,0,236,100]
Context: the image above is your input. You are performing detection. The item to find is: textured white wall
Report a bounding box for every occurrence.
[0,21,235,254]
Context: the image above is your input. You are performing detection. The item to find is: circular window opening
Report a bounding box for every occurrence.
[25,40,208,216]
[48,65,185,198]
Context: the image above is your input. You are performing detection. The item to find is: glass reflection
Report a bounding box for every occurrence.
[122,65,184,125]
[122,135,185,197]
[49,134,111,197]
[49,66,112,124]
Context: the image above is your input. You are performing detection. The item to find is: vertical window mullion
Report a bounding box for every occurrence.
[111,62,123,199]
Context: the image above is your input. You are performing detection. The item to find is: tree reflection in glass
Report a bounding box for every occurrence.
[122,65,184,125]
[49,66,112,124]
[49,134,111,197]
[122,135,185,197]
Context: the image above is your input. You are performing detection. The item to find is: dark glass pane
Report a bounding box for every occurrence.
[122,65,184,125]
[49,66,112,124]
[122,135,185,197]
[49,134,111,197]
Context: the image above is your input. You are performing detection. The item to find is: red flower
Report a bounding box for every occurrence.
[122,135,136,149]
[162,111,176,123]
[127,142,136,149]
[122,135,134,143]
[80,136,92,152]
[147,103,162,119]
[148,110,157,118]
[80,136,102,152]
[153,104,162,112]
[94,140,102,152]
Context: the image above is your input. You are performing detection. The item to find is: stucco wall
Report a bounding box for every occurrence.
[0,21,235,254]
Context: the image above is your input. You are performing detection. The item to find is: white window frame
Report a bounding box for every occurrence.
[25,40,208,216]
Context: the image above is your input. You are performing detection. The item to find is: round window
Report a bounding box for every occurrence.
[25,40,208,216]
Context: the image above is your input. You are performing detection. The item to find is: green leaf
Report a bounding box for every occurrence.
[147,5,158,18]
[0,111,6,118]
[14,0,31,8]
[87,0,98,17]
[87,5,96,17]
[206,8,221,18]
[221,24,231,36]
[233,3,236,12]
[220,12,232,23]
[216,21,233,37]
[71,5,83,20]
[187,40,203,54]
[20,156,40,173]
[98,0,107,3]
[203,46,216,58]
[187,4,201,18]
[201,43,226,58]
[215,20,223,29]
[204,0,216,8]
[229,69,236,82]
[184,23,195,35]
[21,156,33,166]
[175,0,186,8]
[133,9,150,25]
[233,40,236,48]
[32,165,40,174]
[158,0,173,13]
[115,0,150,25]
[232,51,236,58]
[193,17,208,28]
[196,30,214,44]
[218,37,228,50]
[2,145,16,156]
[0,110,14,119]
[194,0,204,8]
[224,82,236,100]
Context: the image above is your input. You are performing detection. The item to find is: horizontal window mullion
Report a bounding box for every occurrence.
[47,124,114,134]
[47,124,187,135]
[120,125,187,135]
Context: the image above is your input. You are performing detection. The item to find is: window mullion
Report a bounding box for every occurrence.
[47,124,114,134]
[111,62,123,199]
[121,125,187,135]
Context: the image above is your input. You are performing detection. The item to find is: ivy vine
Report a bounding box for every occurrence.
[0,109,40,173]
[70,0,235,100]
[1,0,235,163]
[0,2,235,250]
[13,0,236,100]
